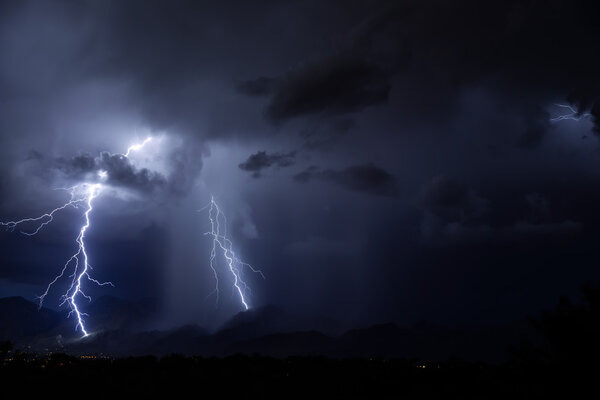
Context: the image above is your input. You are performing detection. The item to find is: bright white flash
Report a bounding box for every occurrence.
[204,196,264,310]
[550,104,592,123]
[124,137,153,157]
[0,137,154,336]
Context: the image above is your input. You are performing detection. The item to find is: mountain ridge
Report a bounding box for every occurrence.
[0,296,534,362]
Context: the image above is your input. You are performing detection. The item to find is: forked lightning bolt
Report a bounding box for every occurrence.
[125,137,153,157]
[1,187,89,236]
[550,104,591,123]
[0,137,153,336]
[205,196,264,310]
[39,183,112,336]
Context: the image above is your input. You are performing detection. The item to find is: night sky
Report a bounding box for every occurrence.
[1,0,600,331]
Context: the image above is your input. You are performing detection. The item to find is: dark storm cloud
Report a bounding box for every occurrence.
[0,0,305,143]
[414,0,600,138]
[417,176,587,244]
[3,0,600,332]
[97,153,166,192]
[418,176,488,242]
[237,1,409,125]
[239,151,296,177]
[56,152,166,192]
[58,154,97,175]
[300,118,356,150]
[261,55,392,123]
[418,176,488,224]
[294,163,399,197]
[235,0,600,147]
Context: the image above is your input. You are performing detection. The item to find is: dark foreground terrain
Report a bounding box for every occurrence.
[2,282,600,398]
[0,352,595,399]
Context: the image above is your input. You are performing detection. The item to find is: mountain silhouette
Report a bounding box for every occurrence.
[0,297,61,341]
[0,297,533,362]
[217,304,341,342]
[83,295,158,332]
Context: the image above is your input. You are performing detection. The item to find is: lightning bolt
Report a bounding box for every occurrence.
[0,137,154,336]
[124,137,153,157]
[39,183,112,336]
[550,104,592,123]
[204,196,264,310]
[0,186,89,236]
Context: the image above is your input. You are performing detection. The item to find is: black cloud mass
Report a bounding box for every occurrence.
[294,163,399,197]
[262,56,393,123]
[239,151,296,177]
[56,153,166,192]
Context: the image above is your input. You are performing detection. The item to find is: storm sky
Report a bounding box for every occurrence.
[2,0,600,330]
